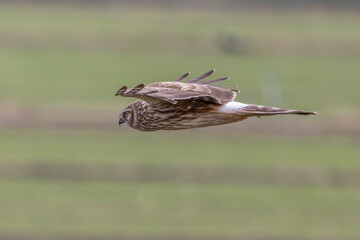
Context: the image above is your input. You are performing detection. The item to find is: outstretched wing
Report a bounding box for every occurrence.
[115,70,238,105]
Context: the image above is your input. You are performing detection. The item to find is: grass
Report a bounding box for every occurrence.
[0,128,359,170]
[0,5,360,111]
[0,50,359,111]
[0,4,359,239]
[1,180,360,239]
[1,124,359,238]
[1,6,359,40]
[0,128,359,238]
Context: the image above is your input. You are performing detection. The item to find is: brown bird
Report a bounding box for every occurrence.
[116,70,317,131]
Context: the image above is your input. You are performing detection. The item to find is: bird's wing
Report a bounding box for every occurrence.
[115,70,238,105]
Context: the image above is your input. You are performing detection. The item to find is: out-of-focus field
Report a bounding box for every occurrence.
[1,129,360,239]
[0,4,360,240]
[0,7,360,110]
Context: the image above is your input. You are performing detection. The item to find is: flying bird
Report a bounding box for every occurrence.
[116,70,317,131]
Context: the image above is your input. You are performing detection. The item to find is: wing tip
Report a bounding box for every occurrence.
[115,86,128,96]
[129,83,146,94]
[299,111,318,115]
[284,109,318,115]
[187,69,217,83]
[200,76,231,85]
[174,72,191,82]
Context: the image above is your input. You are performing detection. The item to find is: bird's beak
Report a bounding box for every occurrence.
[118,118,125,126]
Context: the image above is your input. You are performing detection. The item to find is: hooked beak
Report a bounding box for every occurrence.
[118,118,125,126]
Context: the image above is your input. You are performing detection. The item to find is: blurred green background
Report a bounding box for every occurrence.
[1,1,360,240]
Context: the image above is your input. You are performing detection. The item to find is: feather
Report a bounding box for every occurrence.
[115,70,236,105]
[115,86,128,96]
[240,104,318,115]
[200,77,230,85]
[174,72,190,82]
[187,69,215,83]
[128,83,145,94]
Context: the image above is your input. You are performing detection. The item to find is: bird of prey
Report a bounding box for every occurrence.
[116,69,317,131]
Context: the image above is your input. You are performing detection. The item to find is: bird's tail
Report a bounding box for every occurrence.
[240,104,318,116]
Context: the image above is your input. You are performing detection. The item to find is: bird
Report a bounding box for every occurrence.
[115,69,317,131]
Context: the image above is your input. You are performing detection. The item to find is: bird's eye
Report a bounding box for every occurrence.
[123,111,130,118]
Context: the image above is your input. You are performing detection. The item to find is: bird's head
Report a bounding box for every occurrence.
[118,106,133,126]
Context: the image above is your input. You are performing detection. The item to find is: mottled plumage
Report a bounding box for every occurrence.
[116,70,317,131]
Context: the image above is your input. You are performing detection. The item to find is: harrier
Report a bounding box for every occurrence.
[116,70,316,131]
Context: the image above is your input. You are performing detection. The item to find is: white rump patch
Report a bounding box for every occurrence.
[218,101,248,113]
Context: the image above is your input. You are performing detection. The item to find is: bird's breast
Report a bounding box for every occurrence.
[133,101,245,131]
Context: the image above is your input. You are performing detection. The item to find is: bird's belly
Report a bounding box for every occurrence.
[142,111,245,131]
